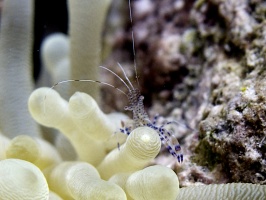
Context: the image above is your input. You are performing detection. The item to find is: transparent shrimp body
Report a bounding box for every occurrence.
[124,89,150,128]
[119,72,183,163]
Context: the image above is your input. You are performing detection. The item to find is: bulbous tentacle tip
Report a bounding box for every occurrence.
[0,159,49,200]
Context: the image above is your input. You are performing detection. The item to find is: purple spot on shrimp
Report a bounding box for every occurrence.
[175,145,181,151]
[177,154,183,163]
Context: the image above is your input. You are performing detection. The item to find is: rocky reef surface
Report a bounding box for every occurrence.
[104,0,266,185]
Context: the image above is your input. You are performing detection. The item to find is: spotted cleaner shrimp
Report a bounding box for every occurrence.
[114,63,184,163]
[50,0,183,163]
[52,63,184,163]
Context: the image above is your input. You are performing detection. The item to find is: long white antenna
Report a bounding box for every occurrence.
[51,79,127,96]
[99,65,131,92]
[117,62,135,90]
[128,0,140,87]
